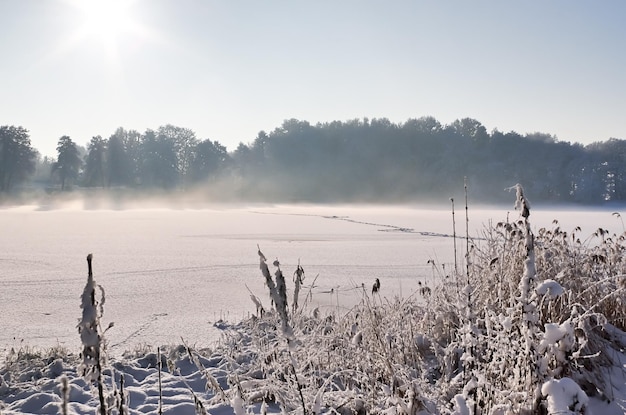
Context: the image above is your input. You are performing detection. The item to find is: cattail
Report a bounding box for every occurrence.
[257,244,266,262]
[292,261,304,312]
[257,246,291,335]
[77,254,108,415]
[274,263,289,328]
[372,278,381,294]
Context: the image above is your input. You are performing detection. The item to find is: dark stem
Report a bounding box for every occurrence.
[119,373,126,414]
[464,177,470,284]
[158,347,163,415]
[96,349,107,415]
[87,253,93,277]
[451,198,458,275]
[288,346,307,415]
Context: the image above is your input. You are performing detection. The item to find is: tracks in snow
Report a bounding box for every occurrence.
[250,210,454,238]
[110,312,168,350]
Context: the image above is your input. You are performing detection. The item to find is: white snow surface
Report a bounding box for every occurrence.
[1,203,625,414]
[535,279,565,298]
[541,377,588,414]
[1,204,460,354]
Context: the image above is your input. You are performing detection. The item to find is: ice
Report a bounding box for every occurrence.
[0,205,462,354]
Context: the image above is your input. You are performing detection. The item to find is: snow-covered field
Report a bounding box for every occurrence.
[1,203,625,414]
[2,203,621,354]
[0,204,455,354]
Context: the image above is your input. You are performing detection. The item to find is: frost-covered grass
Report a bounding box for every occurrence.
[420,186,626,413]
[0,282,623,414]
[1,197,625,414]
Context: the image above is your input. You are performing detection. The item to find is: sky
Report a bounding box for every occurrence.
[1,0,625,158]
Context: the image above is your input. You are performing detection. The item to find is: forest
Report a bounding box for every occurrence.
[1,116,625,204]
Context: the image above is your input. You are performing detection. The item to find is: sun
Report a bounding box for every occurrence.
[68,0,140,54]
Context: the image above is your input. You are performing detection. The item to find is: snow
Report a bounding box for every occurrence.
[541,377,588,414]
[535,279,565,297]
[451,395,470,415]
[540,321,574,350]
[1,204,625,413]
[0,204,462,354]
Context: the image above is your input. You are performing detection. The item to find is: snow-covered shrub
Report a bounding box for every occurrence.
[541,377,588,414]
[225,274,439,415]
[416,184,625,413]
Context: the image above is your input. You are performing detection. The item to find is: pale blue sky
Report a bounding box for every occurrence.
[1,0,625,157]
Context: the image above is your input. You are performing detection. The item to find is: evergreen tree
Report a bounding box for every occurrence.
[84,136,107,187]
[0,125,37,192]
[53,136,82,191]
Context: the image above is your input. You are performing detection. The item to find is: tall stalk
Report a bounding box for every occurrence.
[158,347,163,415]
[464,177,478,412]
[119,374,127,415]
[451,197,458,275]
[78,254,107,415]
[514,184,539,410]
[464,177,470,284]
[60,376,69,415]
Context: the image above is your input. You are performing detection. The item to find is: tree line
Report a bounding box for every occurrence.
[1,117,625,203]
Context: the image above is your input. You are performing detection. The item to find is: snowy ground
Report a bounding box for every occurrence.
[1,203,625,414]
[1,310,625,414]
[0,204,461,354]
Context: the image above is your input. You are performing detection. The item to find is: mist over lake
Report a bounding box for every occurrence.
[1,203,623,356]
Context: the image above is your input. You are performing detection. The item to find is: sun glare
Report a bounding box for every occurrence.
[70,0,139,54]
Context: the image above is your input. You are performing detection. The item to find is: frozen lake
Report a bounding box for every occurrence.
[1,202,623,356]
